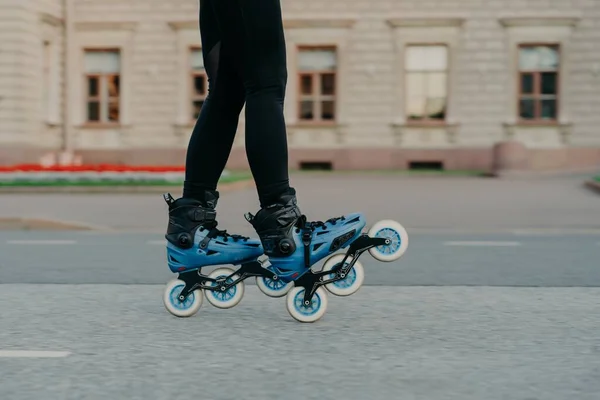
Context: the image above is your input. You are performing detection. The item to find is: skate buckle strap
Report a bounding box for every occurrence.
[257,254,271,268]
[302,229,312,269]
[163,193,175,206]
[199,235,211,249]
[192,208,216,222]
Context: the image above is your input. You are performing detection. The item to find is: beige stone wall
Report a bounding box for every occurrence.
[0,1,30,145]
[1,0,599,169]
[0,0,63,150]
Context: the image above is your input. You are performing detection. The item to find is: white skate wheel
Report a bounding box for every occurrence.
[204,267,245,309]
[321,254,365,297]
[286,286,328,323]
[163,279,203,318]
[256,275,294,298]
[367,220,409,262]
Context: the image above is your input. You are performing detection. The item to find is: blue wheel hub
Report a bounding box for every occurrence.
[374,228,402,255]
[330,264,357,289]
[294,290,321,316]
[209,275,237,302]
[263,277,288,291]
[170,284,195,310]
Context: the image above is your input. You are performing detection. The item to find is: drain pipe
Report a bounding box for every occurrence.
[61,0,74,158]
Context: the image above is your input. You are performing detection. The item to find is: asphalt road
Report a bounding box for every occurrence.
[1,173,600,400]
[0,231,599,286]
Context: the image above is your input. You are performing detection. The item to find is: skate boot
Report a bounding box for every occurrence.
[245,187,365,289]
[162,191,273,318]
[246,187,410,323]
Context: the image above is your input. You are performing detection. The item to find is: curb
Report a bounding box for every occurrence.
[0,179,255,194]
[0,218,100,231]
[0,180,255,230]
[584,180,600,194]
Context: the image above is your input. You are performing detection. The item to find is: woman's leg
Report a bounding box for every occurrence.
[182,0,246,201]
[211,0,292,208]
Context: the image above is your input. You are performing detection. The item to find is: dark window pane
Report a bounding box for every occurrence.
[108,75,120,96]
[541,99,557,119]
[541,72,557,95]
[521,73,534,94]
[300,101,314,120]
[300,75,312,95]
[321,73,335,95]
[88,77,99,97]
[519,98,535,119]
[87,101,100,121]
[193,101,204,119]
[108,101,119,122]
[194,75,206,95]
[321,101,335,120]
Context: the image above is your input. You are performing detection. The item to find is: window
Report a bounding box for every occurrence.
[190,47,207,121]
[84,49,121,124]
[405,45,448,122]
[297,47,337,122]
[518,44,559,122]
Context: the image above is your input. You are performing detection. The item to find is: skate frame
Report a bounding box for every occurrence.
[175,254,277,303]
[293,234,388,306]
[174,234,389,306]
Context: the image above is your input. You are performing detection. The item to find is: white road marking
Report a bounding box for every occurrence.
[443,241,522,247]
[0,350,71,358]
[513,229,600,236]
[6,240,77,245]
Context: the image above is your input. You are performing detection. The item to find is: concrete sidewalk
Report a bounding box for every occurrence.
[1,285,599,400]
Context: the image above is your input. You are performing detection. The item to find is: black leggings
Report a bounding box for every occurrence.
[183,0,290,207]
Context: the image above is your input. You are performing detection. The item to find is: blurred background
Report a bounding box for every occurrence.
[1,0,599,173]
[1,1,600,400]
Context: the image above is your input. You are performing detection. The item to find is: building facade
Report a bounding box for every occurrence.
[1,0,599,171]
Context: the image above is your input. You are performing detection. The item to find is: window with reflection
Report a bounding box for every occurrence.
[518,44,559,122]
[84,49,121,124]
[405,45,448,123]
[297,47,337,123]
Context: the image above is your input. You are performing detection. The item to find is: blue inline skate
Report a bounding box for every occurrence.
[161,191,278,318]
[245,188,409,323]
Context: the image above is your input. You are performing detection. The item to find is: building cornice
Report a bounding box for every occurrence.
[498,16,581,27]
[386,17,466,28]
[74,21,138,31]
[284,18,357,29]
[167,21,198,30]
[167,18,358,31]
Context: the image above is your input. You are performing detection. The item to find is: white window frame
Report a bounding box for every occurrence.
[403,44,450,124]
[387,18,464,127]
